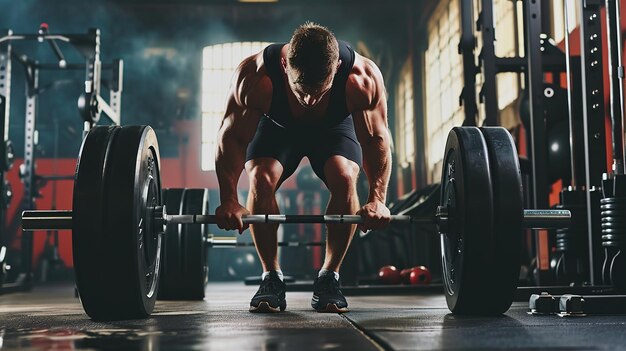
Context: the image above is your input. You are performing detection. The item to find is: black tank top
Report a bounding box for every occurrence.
[262,41,356,129]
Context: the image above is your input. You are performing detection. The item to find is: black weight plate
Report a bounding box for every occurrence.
[480,127,523,314]
[74,125,163,320]
[181,189,210,298]
[73,125,119,320]
[157,188,184,299]
[440,127,494,314]
[107,125,163,319]
[158,188,209,300]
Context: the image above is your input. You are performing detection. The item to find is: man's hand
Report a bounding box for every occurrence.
[215,201,250,234]
[356,200,391,232]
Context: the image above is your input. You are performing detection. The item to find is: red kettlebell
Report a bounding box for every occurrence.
[378,265,401,285]
[409,266,432,285]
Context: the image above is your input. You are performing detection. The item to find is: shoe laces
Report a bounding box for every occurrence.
[258,277,282,295]
[317,274,341,295]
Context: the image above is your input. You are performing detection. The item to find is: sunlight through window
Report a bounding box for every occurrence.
[201,41,270,171]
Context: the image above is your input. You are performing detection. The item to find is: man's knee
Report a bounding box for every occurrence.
[324,158,360,196]
[246,160,282,194]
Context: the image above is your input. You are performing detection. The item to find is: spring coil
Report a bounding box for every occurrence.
[600,197,626,249]
[555,205,587,253]
[601,197,626,289]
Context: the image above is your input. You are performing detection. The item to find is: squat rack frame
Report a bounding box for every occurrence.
[0,25,122,291]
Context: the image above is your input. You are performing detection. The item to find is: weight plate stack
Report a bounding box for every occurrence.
[158,188,209,300]
[439,127,494,314]
[480,127,523,314]
[73,125,163,321]
[158,188,184,299]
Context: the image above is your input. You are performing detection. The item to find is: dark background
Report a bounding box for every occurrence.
[1,0,434,158]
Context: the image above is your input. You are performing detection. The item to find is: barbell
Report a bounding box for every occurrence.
[21,209,569,229]
[21,125,570,320]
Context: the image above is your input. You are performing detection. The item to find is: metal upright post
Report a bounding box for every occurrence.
[20,61,38,286]
[83,28,101,133]
[460,0,479,126]
[479,0,498,126]
[605,0,625,175]
[524,0,550,284]
[109,59,123,122]
[0,30,12,245]
[579,0,608,285]
[21,64,38,212]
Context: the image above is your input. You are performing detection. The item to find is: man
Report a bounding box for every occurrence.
[215,22,391,313]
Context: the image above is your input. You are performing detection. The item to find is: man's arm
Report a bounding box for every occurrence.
[350,60,391,205]
[349,57,392,230]
[215,96,262,204]
[215,54,269,203]
[214,54,270,232]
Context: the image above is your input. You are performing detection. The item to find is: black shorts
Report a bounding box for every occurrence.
[246,115,363,185]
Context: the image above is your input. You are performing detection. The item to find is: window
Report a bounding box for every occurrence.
[494,0,519,110]
[424,0,463,183]
[424,0,523,182]
[552,0,579,43]
[396,59,415,168]
[201,42,270,171]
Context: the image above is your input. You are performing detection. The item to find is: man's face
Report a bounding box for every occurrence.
[283,59,337,109]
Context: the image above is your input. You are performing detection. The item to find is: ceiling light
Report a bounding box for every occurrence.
[238,0,278,3]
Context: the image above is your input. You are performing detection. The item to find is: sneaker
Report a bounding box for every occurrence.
[249,271,287,313]
[311,272,349,313]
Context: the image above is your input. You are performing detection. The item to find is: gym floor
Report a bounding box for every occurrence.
[1,283,626,350]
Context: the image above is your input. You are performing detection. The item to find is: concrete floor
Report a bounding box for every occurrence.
[1,283,626,350]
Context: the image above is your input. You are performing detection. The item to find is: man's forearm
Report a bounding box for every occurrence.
[215,138,247,204]
[362,136,391,203]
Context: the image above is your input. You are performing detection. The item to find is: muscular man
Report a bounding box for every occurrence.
[215,22,391,313]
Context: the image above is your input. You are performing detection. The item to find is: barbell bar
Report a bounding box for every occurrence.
[21,208,571,231]
[207,236,325,247]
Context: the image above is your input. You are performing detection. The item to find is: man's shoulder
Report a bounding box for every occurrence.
[233,52,273,112]
[346,54,385,111]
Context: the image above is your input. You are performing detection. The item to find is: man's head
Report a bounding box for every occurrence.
[283,22,341,108]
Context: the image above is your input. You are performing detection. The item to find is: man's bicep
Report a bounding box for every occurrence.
[352,100,389,144]
[220,96,262,145]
